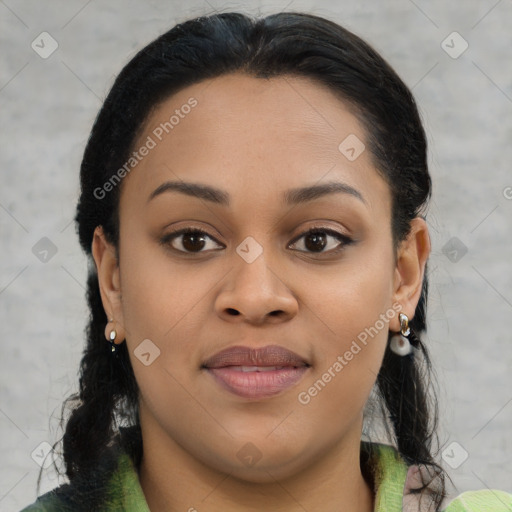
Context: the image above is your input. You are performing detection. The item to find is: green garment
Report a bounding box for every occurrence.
[20,442,512,511]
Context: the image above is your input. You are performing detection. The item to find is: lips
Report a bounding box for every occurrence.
[203,345,309,369]
[202,345,310,399]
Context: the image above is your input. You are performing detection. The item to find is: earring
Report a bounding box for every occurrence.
[389,312,412,356]
[106,318,118,353]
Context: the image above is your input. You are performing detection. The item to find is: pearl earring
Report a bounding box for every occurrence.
[106,318,118,353]
[389,313,412,356]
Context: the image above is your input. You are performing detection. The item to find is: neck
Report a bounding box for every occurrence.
[138,415,374,512]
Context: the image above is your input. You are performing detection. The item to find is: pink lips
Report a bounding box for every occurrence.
[202,345,310,399]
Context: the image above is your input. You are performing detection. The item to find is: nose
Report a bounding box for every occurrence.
[214,249,299,325]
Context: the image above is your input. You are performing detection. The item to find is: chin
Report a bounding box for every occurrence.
[228,454,310,484]
[230,466,299,484]
[204,437,313,483]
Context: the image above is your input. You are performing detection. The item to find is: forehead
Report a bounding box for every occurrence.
[119,72,389,214]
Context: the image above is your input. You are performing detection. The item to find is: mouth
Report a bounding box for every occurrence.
[202,345,311,400]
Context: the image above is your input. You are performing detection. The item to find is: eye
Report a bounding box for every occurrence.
[160,228,224,254]
[160,226,353,256]
[288,227,353,254]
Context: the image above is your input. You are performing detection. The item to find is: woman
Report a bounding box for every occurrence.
[21,11,512,512]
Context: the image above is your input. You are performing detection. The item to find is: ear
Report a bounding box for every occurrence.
[91,226,125,343]
[391,217,431,331]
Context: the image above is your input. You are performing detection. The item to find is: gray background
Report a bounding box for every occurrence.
[1,0,511,510]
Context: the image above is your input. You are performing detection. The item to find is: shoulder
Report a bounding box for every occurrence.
[362,441,512,512]
[19,484,75,511]
[443,489,512,511]
[20,428,146,512]
[19,448,148,512]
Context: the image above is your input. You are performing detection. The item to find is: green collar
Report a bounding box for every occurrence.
[362,441,409,511]
[22,440,512,511]
[21,440,512,511]
[105,441,408,511]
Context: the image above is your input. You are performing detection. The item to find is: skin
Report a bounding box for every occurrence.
[92,73,430,511]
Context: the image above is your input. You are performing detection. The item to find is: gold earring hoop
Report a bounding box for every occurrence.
[389,312,412,356]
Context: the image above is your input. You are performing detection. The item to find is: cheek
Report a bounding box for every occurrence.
[307,246,394,354]
[294,314,390,451]
[295,243,394,418]
[118,229,214,342]
[117,237,209,426]
[116,230,226,400]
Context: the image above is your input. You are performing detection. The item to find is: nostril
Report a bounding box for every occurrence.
[226,308,240,316]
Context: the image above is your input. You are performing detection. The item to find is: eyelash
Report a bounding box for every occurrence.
[159,226,354,256]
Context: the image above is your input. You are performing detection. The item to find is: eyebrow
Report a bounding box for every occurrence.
[147,180,366,206]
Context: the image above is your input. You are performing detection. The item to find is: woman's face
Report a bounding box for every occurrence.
[95,72,427,481]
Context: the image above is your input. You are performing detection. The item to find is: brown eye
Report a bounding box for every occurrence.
[289,228,352,254]
[304,231,327,252]
[162,229,224,253]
